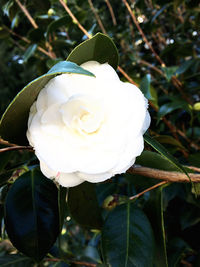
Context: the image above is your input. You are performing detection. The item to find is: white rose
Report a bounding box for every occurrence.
[27,61,150,187]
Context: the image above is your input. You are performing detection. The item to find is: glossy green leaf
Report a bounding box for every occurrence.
[144,133,191,182]
[175,59,194,76]
[154,135,185,150]
[145,185,169,267]
[151,4,171,23]
[68,182,103,229]
[136,151,179,172]
[23,44,37,63]
[0,61,95,145]
[157,100,191,121]
[0,254,35,267]
[4,169,60,261]
[102,202,155,267]
[67,33,119,70]
[46,15,71,39]
[162,66,178,81]
[140,74,158,107]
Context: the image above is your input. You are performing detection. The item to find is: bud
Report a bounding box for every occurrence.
[102,195,118,211]
[193,102,200,111]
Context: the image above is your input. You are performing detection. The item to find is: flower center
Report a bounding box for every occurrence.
[60,95,104,135]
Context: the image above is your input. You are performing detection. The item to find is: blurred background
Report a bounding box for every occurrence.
[0,0,200,266]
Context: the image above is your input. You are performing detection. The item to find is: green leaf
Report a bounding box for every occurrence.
[4,169,60,261]
[0,61,95,145]
[154,135,185,150]
[144,133,191,182]
[68,182,103,229]
[67,33,119,70]
[0,254,35,267]
[151,3,172,23]
[161,66,178,81]
[101,202,155,267]
[175,59,194,76]
[136,151,179,172]
[157,100,191,121]
[145,184,169,267]
[23,44,37,63]
[140,74,158,107]
[46,15,71,39]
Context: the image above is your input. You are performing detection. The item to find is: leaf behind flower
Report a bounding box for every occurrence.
[0,61,94,145]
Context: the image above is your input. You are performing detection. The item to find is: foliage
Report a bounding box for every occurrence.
[0,0,200,266]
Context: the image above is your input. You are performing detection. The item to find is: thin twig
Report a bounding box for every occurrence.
[59,0,91,38]
[118,66,138,86]
[44,257,97,266]
[122,0,165,66]
[128,165,200,183]
[15,0,38,29]
[88,0,106,34]
[0,146,33,153]
[105,0,117,25]
[15,0,56,59]
[139,59,164,76]
[5,27,54,58]
[129,181,168,200]
[123,0,191,103]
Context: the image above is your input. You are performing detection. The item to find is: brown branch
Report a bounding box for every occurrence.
[44,258,97,266]
[0,146,33,153]
[15,0,38,29]
[59,0,91,38]
[88,0,106,34]
[105,0,117,25]
[123,0,191,103]
[128,165,200,183]
[117,66,139,86]
[5,27,55,58]
[139,59,164,76]
[15,0,56,59]
[122,0,165,66]
[129,181,168,200]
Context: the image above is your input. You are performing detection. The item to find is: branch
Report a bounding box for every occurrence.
[128,165,200,183]
[15,0,38,29]
[88,0,106,34]
[105,0,117,25]
[122,0,165,66]
[0,146,33,153]
[129,181,168,200]
[59,0,91,38]
[5,26,54,59]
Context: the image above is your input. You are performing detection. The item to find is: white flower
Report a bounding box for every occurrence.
[27,61,150,187]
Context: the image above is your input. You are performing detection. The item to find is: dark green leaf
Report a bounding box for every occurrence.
[67,33,119,70]
[168,238,192,267]
[0,61,95,145]
[144,134,191,183]
[157,100,191,121]
[0,254,35,267]
[161,66,178,81]
[5,169,60,261]
[151,4,172,23]
[102,202,155,267]
[46,16,71,39]
[23,44,37,63]
[136,151,179,171]
[68,182,103,229]
[175,59,194,76]
[145,185,169,267]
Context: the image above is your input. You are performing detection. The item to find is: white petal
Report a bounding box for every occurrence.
[40,161,84,187]
[77,171,112,183]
